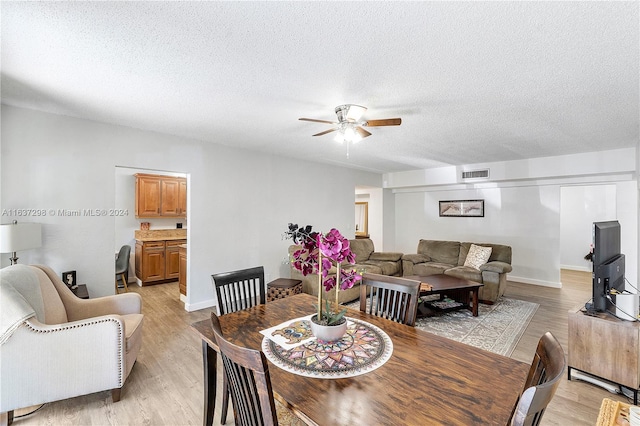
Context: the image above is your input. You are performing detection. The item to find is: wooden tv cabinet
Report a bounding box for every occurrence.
[568,303,639,404]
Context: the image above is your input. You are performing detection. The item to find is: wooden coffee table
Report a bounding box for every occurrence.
[405,274,483,316]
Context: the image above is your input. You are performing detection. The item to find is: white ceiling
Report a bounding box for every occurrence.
[2,1,638,174]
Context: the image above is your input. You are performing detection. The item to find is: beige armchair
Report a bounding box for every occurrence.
[0,264,143,425]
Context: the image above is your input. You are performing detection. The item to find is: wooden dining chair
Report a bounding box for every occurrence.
[212,265,266,315]
[210,313,303,426]
[510,332,566,426]
[211,265,266,424]
[360,273,421,326]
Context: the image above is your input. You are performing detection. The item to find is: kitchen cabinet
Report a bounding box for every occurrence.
[179,244,187,296]
[135,240,165,284]
[135,173,187,218]
[136,175,162,217]
[135,238,187,285]
[165,239,184,280]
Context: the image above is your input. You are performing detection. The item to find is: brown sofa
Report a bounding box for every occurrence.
[288,238,403,304]
[402,239,512,303]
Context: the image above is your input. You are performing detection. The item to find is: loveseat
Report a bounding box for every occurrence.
[288,238,403,304]
[402,239,512,303]
[1,264,143,423]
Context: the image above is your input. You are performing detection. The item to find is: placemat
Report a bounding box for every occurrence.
[596,398,631,426]
[262,317,393,379]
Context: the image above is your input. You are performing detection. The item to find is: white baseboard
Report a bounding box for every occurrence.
[509,275,562,288]
[560,264,592,272]
[184,297,216,312]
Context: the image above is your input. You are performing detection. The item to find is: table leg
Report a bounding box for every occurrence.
[471,289,479,316]
[202,340,217,426]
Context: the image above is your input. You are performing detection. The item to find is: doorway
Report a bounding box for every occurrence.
[559,184,616,277]
[114,166,189,301]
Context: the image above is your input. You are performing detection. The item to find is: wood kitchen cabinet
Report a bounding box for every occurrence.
[135,240,165,284]
[135,173,187,218]
[135,238,187,285]
[179,244,187,296]
[136,175,162,217]
[165,239,185,280]
[178,179,187,217]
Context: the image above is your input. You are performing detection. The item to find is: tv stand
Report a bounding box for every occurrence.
[568,303,639,404]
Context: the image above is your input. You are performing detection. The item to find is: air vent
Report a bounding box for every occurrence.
[461,169,490,179]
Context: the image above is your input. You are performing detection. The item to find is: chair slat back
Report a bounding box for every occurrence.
[359,273,421,326]
[212,266,266,315]
[211,313,278,426]
[510,332,566,426]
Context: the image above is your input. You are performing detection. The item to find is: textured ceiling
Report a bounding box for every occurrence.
[2,1,638,174]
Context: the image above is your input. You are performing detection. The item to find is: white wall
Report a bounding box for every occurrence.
[560,185,617,272]
[1,106,381,310]
[388,149,638,288]
[395,185,563,286]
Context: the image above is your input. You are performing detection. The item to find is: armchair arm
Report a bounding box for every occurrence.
[369,252,404,262]
[401,253,431,264]
[479,261,513,274]
[1,316,126,410]
[65,292,142,322]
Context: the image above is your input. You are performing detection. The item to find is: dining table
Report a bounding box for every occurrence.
[191,293,530,426]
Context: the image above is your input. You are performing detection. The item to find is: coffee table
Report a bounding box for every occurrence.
[405,274,483,316]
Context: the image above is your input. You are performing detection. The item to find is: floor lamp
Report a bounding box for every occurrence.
[0,220,42,265]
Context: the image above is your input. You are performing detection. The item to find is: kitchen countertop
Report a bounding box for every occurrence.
[135,229,187,242]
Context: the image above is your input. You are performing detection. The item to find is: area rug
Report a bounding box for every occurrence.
[346,297,538,357]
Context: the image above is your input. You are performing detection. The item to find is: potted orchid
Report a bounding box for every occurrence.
[284,223,361,340]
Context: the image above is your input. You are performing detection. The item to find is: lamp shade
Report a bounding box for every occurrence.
[0,222,42,253]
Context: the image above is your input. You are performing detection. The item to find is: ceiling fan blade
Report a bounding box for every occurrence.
[355,127,372,138]
[299,118,336,124]
[363,118,402,127]
[312,128,338,136]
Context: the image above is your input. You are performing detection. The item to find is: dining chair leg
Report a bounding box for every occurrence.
[202,340,217,426]
[121,273,129,292]
[221,376,229,425]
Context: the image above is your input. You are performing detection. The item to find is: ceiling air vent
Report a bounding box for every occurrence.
[461,169,490,180]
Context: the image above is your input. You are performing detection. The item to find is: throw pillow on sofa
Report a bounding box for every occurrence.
[464,244,492,270]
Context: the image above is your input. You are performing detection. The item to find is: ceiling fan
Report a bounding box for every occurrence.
[299,104,401,143]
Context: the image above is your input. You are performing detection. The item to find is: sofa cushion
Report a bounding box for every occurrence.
[412,262,452,276]
[417,240,461,266]
[350,263,383,275]
[369,252,403,262]
[463,244,492,270]
[461,242,512,265]
[445,266,483,283]
[362,260,401,276]
[349,239,375,263]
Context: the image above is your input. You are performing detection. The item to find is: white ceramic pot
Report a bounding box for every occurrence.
[309,314,347,343]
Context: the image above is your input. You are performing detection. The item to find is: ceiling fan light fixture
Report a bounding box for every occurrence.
[335,104,367,122]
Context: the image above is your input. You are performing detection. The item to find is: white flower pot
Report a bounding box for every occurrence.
[309,314,347,343]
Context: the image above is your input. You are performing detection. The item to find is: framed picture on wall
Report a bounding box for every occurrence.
[62,270,77,289]
[439,200,484,217]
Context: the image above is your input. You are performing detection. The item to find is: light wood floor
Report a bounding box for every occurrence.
[11,271,631,425]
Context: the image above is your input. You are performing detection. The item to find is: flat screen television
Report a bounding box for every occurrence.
[590,221,624,312]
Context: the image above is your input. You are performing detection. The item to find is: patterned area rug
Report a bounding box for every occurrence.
[347,297,538,357]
